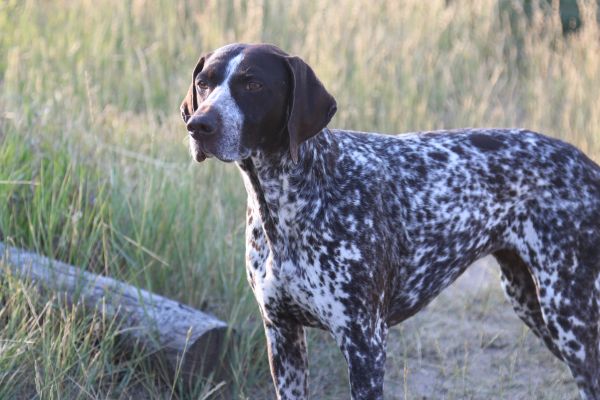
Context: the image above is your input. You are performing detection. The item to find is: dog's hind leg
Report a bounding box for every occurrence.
[534,259,599,399]
[493,249,565,360]
[517,221,600,400]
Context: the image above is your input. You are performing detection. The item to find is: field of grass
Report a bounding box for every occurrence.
[1,0,599,398]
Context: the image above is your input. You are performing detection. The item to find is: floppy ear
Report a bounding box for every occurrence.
[180,54,208,122]
[285,56,337,163]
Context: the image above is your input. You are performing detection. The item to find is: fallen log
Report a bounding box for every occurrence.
[0,242,231,387]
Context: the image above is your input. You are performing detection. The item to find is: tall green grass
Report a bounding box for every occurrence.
[1,0,599,398]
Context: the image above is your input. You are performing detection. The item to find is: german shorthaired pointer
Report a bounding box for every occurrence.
[180,43,600,399]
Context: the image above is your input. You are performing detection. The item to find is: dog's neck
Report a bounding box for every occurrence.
[237,129,336,251]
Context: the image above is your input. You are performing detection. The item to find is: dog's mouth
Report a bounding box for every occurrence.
[189,137,249,163]
[188,137,209,162]
[193,152,207,162]
[188,137,241,163]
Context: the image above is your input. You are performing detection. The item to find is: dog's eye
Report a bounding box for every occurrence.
[196,80,208,90]
[245,81,262,91]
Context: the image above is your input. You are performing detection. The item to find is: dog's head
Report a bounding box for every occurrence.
[180,43,337,163]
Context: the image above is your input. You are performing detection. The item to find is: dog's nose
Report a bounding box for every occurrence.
[187,113,217,139]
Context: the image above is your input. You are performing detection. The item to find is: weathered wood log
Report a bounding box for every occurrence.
[0,242,231,386]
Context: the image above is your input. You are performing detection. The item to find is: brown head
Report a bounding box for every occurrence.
[180,43,337,163]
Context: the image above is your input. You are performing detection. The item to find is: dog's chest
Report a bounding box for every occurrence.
[244,201,359,328]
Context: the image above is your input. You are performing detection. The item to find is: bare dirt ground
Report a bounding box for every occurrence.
[302,257,579,399]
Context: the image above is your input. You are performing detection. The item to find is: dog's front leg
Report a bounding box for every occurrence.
[334,317,388,400]
[263,321,308,400]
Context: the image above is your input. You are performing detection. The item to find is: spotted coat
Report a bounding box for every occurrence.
[181,43,600,399]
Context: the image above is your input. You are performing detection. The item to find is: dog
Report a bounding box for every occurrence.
[180,43,600,399]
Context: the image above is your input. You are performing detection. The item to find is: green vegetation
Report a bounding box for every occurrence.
[0,0,598,398]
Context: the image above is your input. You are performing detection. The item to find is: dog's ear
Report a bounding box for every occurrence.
[180,54,209,122]
[285,56,337,163]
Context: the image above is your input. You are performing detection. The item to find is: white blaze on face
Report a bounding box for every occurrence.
[195,51,245,161]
